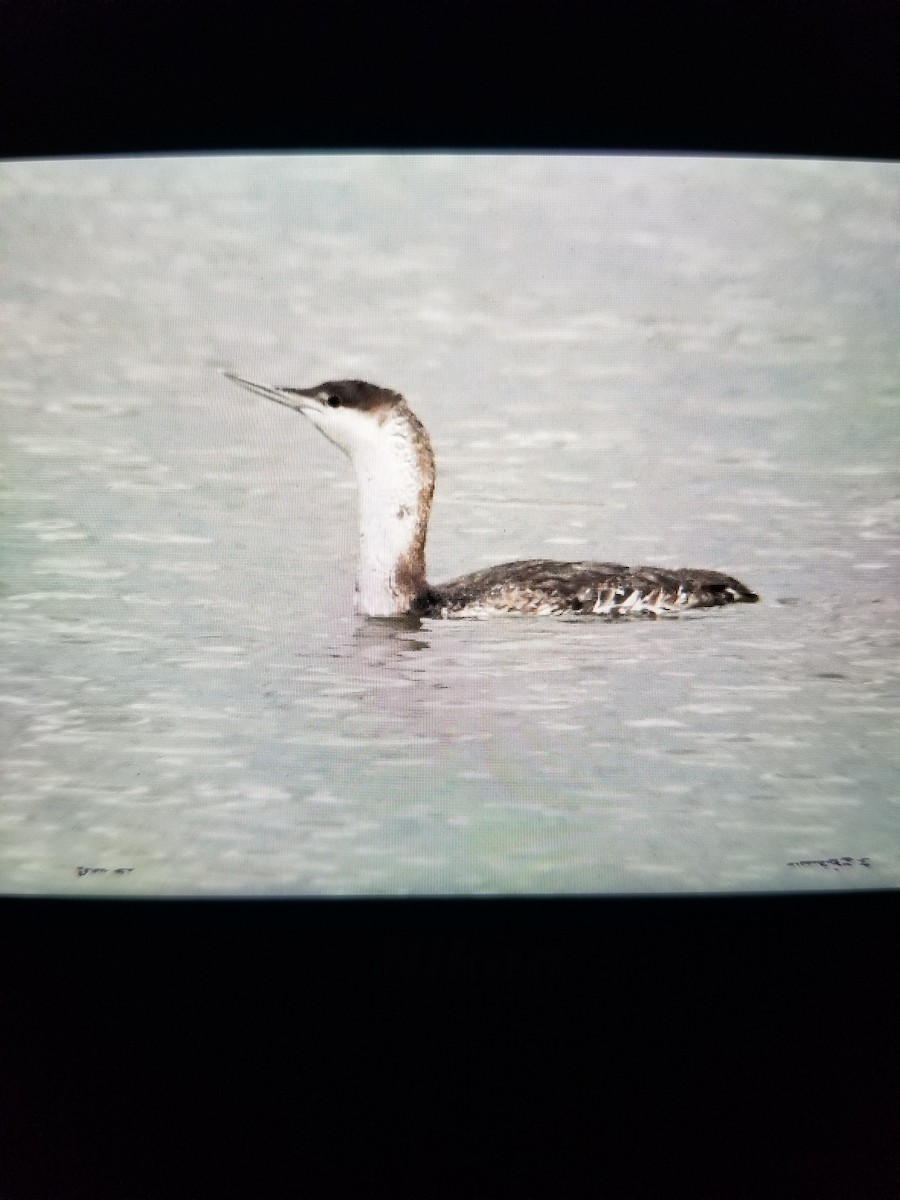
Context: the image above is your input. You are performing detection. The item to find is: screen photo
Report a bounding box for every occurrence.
[2,154,898,895]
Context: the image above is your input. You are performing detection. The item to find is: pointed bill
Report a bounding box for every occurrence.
[222,371,321,413]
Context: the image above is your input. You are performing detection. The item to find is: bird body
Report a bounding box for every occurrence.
[224,374,758,619]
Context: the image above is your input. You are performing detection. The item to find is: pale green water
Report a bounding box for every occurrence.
[1,155,898,895]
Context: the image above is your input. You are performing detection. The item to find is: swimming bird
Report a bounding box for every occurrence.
[224,374,758,619]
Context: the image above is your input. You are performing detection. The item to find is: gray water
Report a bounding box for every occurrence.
[1,154,898,896]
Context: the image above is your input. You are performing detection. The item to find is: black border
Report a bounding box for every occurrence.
[2,0,899,160]
[3,892,900,1199]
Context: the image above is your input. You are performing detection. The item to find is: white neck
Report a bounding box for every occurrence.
[352,415,432,617]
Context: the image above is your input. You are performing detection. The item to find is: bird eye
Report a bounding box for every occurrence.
[327,395,341,408]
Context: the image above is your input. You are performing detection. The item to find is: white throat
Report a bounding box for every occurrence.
[350,414,432,617]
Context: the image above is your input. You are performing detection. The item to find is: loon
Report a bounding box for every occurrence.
[224,374,758,619]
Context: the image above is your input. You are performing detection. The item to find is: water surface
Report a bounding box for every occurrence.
[1,155,898,894]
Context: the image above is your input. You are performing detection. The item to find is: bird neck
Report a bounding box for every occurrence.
[352,413,434,617]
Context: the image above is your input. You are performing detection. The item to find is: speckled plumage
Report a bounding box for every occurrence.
[413,560,758,618]
[224,373,759,619]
